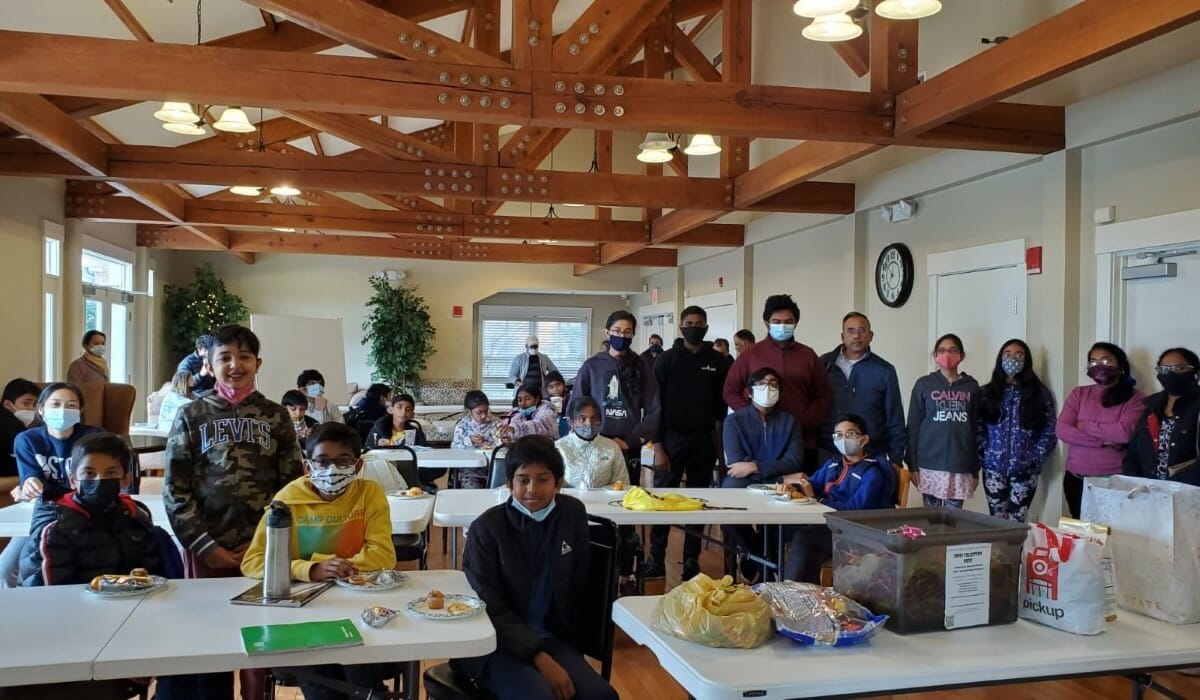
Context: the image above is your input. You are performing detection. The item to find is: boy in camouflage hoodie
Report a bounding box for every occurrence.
[160,324,303,700]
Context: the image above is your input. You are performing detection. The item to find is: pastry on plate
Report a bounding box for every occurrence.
[428,589,446,609]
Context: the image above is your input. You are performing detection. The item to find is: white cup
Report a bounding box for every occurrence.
[550,396,564,412]
[404,428,417,445]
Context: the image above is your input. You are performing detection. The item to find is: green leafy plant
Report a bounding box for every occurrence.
[361,274,437,389]
[162,263,249,359]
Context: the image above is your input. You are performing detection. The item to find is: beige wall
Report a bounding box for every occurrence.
[0,177,62,384]
[172,251,642,387]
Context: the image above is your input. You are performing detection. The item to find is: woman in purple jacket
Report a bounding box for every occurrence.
[1057,342,1144,518]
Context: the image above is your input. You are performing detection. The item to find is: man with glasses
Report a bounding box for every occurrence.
[645,306,729,581]
[819,312,905,466]
[723,294,831,473]
[508,335,559,400]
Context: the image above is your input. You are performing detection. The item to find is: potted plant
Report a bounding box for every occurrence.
[361,273,437,392]
[162,263,249,360]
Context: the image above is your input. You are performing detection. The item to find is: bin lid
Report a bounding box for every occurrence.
[824,507,1028,554]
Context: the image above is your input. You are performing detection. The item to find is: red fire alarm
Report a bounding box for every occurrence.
[452,305,464,318]
[1026,246,1043,275]
[718,276,725,288]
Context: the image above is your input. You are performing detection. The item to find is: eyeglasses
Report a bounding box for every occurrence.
[935,347,963,356]
[751,380,780,389]
[307,458,358,469]
[1087,358,1115,367]
[832,430,864,440]
[843,327,870,337]
[1156,364,1196,375]
[609,329,635,338]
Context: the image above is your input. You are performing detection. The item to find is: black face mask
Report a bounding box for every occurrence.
[1159,371,1198,396]
[680,326,708,345]
[76,478,122,510]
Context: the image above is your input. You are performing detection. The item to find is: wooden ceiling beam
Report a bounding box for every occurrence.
[103,0,154,42]
[245,0,510,66]
[669,24,720,83]
[649,208,727,245]
[473,0,502,167]
[511,0,555,70]
[721,0,751,179]
[735,141,879,209]
[671,223,744,247]
[870,3,919,95]
[283,111,465,162]
[368,0,475,23]
[895,0,1200,137]
[0,93,108,176]
[137,226,672,266]
[177,116,316,152]
[831,31,870,78]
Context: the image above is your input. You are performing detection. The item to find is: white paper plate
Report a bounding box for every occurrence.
[406,593,486,620]
[604,488,628,496]
[746,484,777,494]
[770,495,816,505]
[336,571,408,592]
[84,575,168,597]
[387,491,431,500]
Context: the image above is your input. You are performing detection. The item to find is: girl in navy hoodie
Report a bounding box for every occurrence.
[567,311,659,486]
[906,334,982,508]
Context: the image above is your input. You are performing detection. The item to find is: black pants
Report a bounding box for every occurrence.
[290,663,393,700]
[650,431,715,562]
[1063,471,1085,519]
[783,524,832,583]
[453,638,617,700]
[620,446,642,487]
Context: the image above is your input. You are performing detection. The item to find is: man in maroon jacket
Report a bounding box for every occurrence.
[722,294,831,473]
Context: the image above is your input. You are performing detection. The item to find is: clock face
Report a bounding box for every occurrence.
[875,243,914,308]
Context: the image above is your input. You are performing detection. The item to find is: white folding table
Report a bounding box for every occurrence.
[613,595,1200,700]
[0,492,435,538]
[0,586,143,686]
[433,487,832,568]
[366,448,489,471]
[92,570,495,680]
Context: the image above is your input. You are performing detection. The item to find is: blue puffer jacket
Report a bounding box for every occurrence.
[821,346,907,465]
[808,454,896,511]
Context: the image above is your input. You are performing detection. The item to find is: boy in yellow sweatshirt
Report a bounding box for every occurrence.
[242,422,396,697]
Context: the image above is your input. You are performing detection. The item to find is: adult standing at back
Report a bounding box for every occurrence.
[646,306,729,581]
[640,334,665,367]
[569,311,659,485]
[819,312,906,466]
[508,335,559,396]
[176,334,215,394]
[65,330,108,384]
[723,294,831,473]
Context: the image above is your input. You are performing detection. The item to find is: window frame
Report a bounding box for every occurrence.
[478,305,592,403]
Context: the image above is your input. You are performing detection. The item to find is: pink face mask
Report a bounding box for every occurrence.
[935,354,962,372]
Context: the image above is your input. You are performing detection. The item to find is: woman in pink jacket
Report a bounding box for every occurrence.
[1056,342,1144,517]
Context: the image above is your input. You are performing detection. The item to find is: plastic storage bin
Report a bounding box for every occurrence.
[826,508,1028,634]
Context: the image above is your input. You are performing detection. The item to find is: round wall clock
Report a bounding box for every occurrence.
[875,243,914,308]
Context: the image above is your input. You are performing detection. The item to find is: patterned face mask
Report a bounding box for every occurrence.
[307,461,359,497]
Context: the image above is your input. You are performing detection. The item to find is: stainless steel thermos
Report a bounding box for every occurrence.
[263,500,292,599]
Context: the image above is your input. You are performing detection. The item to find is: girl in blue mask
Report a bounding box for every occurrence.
[978,339,1057,522]
[500,384,558,442]
[1,382,101,588]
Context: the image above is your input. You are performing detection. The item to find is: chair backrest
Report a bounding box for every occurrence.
[387,445,420,489]
[40,381,136,435]
[487,446,508,489]
[894,464,913,508]
[361,446,418,491]
[580,515,620,679]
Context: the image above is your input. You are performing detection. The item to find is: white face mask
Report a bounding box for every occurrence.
[834,437,863,457]
[13,409,36,427]
[308,462,358,497]
[751,385,779,409]
[90,345,107,358]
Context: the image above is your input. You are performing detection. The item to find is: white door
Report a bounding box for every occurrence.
[931,265,1027,513]
[636,302,675,352]
[683,291,738,355]
[83,287,131,384]
[1122,253,1200,388]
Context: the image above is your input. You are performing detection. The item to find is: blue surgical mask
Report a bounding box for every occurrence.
[306,383,325,397]
[573,423,597,441]
[768,323,796,342]
[520,406,536,419]
[43,407,81,432]
[90,345,107,358]
[608,335,632,352]
[510,497,557,522]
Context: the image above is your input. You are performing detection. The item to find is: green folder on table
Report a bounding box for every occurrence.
[240,618,364,656]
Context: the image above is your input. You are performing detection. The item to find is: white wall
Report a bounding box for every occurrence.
[0,177,62,384]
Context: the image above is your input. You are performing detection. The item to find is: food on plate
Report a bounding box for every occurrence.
[447,602,473,615]
[89,573,155,591]
[129,567,149,578]
[611,480,625,491]
[407,486,424,497]
[347,574,369,586]
[428,589,446,609]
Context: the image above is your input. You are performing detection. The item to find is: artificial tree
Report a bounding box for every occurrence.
[162,263,249,359]
[361,273,436,391]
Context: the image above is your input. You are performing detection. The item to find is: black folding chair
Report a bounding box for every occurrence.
[486,445,508,489]
[375,445,428,570]
[422,515,622,699]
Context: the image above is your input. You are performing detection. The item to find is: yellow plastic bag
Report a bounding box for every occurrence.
[621,486,705,511]
[651,574,773,648]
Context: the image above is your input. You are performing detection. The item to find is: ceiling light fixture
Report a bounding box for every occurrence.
[683,133,721,156]
[875,0,942,20]
[154,101,200,124]
[273,227,296,233]
[229,185,264,197]
[792,0,858,18]
[213,106,256,133]
[162,120,207,136]
[802,13,863,42]
[270,185,301,197]
[636,147,675,164]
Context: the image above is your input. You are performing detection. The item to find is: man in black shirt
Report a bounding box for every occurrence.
[646,306,729,581]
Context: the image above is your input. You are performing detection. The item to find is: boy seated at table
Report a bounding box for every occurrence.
[543,371,571,437]
[451,390,502,489]
[365,393,443,491]
[8,432,160,700]
[452,435,618,700]
[779,413,894,583]
[241,421,396,699]
[721,366,804,582]
[282,389,319,442]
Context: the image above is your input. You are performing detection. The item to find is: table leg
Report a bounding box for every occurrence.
[450,527,460,569]
[776,524,785,582]
[403,660,420,700]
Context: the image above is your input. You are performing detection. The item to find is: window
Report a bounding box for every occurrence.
[479,305,591,403]
[43,293,55,382]
[42,222,64,382]
[82,250,132,291]
[44,237,61,277]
